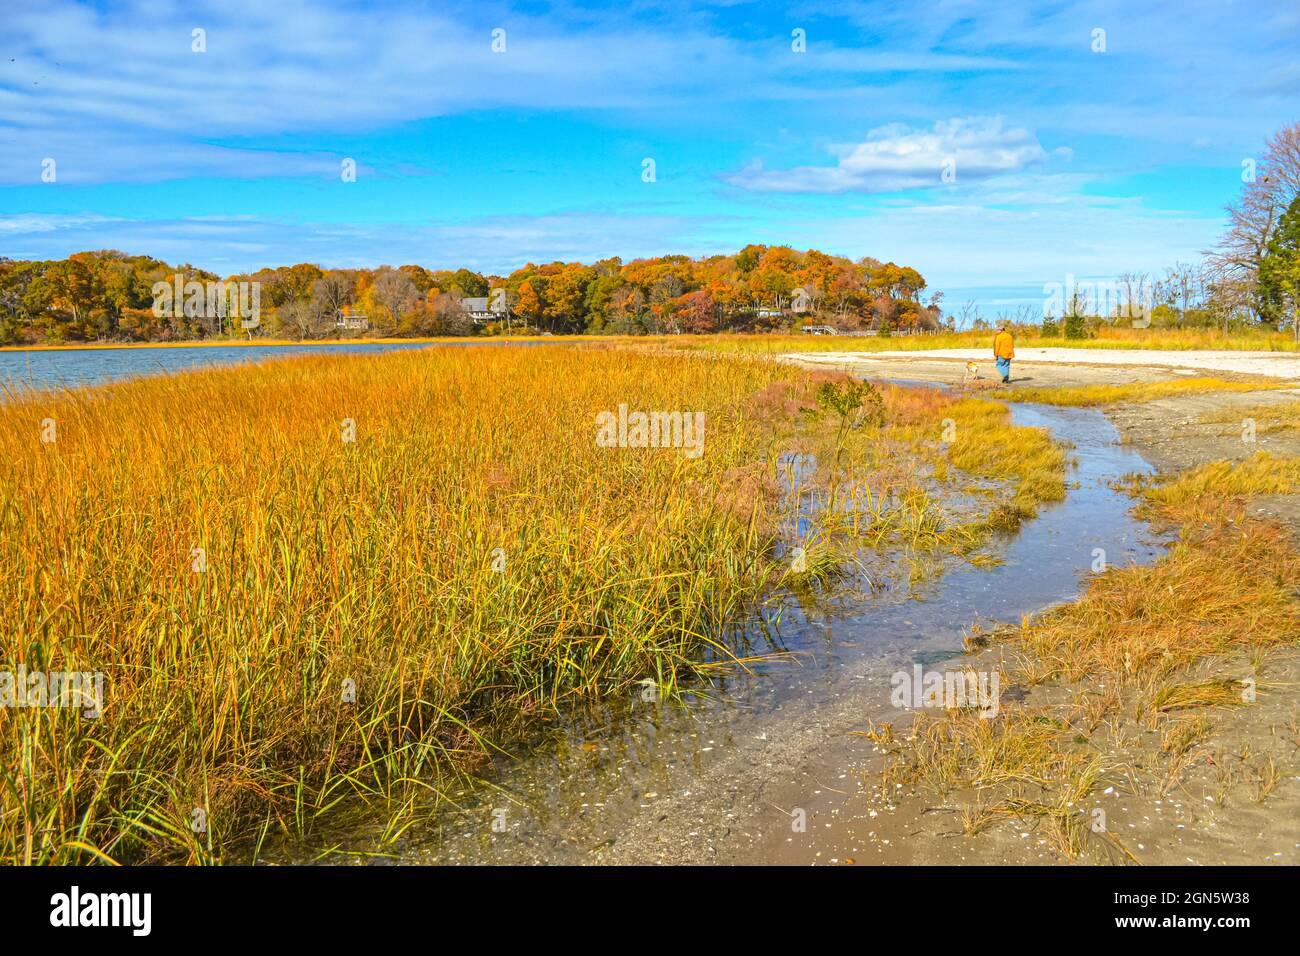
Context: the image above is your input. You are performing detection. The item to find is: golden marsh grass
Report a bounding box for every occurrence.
[1,346,807,863]
[1001,377,1284,407]
[0,345,1065,863]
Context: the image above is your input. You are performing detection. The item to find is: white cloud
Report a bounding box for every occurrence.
[0,0,716,184]
[726,117,1051,193]
[0,0,1293,189]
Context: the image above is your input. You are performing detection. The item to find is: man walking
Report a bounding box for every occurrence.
[993,325,1015,384]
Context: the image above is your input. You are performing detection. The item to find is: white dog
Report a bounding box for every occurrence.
[962,361,979,384]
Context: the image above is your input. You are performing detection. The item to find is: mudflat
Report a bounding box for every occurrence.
[762,351,1300,866]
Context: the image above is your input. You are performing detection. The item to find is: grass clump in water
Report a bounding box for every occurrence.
[769,376,1067,578]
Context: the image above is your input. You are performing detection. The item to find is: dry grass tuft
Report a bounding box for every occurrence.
[881,449,1300,861]
[1002,377,1282,407]
[1137,452,1300,509]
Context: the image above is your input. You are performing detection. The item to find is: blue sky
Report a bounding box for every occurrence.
[2,0,1298,315]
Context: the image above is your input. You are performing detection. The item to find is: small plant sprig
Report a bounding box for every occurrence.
[815,378,886,477]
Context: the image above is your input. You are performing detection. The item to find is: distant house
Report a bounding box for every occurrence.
[459,297,493,321]
[335,310,369,331]
[460,294,508,323]
[755,307,783,319]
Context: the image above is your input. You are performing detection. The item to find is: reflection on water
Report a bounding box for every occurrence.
[0,340,538,393]
[301,401,1164,864]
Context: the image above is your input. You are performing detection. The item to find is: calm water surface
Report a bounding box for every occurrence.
[0,340,535,393]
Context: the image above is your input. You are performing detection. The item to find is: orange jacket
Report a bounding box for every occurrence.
[993,330,1015,360]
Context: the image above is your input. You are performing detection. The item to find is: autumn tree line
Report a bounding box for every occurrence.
[0,245,939,345]
[4,121,1298,345]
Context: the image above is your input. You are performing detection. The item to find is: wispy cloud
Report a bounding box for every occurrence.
[2,0,1296,313]
[725,118,1052,193]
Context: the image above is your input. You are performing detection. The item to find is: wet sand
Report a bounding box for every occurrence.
[766,351,1300,866]
[783,348,1300,383]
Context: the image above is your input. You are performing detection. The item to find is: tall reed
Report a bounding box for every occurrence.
[0,346,798,863]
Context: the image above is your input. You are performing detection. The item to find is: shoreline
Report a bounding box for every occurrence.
[0,335,567,354]
[766,355,1300,866]
[6,332,1300,358]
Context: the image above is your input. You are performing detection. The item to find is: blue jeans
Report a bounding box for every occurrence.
[995,356,1011,381]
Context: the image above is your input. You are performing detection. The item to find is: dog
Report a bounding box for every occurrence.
[962,361,979,384]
